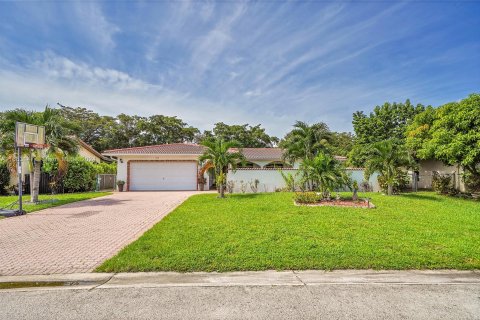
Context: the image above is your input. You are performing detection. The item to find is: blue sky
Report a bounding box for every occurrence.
[0,1,478,136]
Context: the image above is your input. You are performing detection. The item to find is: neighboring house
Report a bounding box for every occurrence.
[226,148,379,192]
[411,159,466,192]
[77,139,112,163]
[103,143,381,192]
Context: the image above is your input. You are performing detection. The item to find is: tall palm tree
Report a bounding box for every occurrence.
[199,138,245,198]
[1,106,78,202]
[280,121,332,164]
[364,139,411,196]
[300,152,349,195]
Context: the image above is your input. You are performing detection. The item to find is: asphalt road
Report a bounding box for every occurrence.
[1,284,479,319]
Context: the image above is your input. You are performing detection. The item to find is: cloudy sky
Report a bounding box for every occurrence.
[0,1,478,136]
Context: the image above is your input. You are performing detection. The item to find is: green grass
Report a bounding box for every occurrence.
[97,192,480,272]
[0,192,111,214]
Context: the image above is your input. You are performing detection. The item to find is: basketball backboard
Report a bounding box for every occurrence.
[15,122,46,149]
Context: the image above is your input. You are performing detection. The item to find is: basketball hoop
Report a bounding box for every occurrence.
[13,122,47,215]
[26,143,49,149]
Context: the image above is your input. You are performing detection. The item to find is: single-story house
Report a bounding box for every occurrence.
[103,143,381,192]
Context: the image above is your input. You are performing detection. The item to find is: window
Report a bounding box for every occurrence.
[237,161,261,168]
[264,161,292,169]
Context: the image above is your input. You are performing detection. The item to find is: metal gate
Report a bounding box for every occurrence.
[97,174,116,191]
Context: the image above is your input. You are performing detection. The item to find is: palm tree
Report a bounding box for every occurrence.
[364,139,411,196]
[1,106,78,202]
[299,152,349,195]
[280,121,332,164]
[199,138,245,198]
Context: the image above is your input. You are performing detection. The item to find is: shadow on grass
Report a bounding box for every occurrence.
[400,193,443,202]
[225,193,266,200]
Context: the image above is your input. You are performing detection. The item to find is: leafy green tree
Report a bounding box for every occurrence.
[299,152,349,195]
[328,132,355,157]
[201,122,278,148]
[279,121,332,164]
[0,106,78,202]
[406,94,480,191]
[0,159,10,195]
[350,100,425,167]
[364,140,411,195]
[199,138,245,198]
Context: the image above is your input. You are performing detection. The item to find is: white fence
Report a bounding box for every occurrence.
[227,168,380,193]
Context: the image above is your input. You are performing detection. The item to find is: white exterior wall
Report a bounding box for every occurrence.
[227,168,380,193]
[414,159,466,192]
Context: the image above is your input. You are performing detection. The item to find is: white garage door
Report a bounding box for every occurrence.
[129,161,197,191]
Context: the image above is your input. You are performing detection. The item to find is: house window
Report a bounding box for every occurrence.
[237,161,261,168]
[264,161,292,169]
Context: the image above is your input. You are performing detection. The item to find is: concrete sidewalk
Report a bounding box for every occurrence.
[1,270,479,291]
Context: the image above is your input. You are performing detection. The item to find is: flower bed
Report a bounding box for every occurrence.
[293,192,375,208]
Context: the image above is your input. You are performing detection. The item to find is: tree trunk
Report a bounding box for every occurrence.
[31,160,41,203]
[387,184,393,196]
[219,183,225,198]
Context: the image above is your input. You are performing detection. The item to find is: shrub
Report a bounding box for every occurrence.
[249,179,259,193]
[378,171,409,194]
[0,160,10,195]
[294,192,322,204]
[432,172,454,194]
[226,181,235,194]
[93,162,117,174]
[63,157,97,192]
[463,172,480,193]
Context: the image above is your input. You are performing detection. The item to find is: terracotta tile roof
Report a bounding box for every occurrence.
[103,143,206,155]
[103,143,348,163]
[230,147,285,161]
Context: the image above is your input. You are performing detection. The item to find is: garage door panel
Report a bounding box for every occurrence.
[129,162,197,191]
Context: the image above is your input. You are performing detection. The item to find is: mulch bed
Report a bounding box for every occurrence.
[295,199,375,208]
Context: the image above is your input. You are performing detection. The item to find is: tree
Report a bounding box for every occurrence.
[0,106,78,202]
[279,121,332,164]
[364,140,411,196]
[59,105,200,152]
[200,122,278,148]
[406,93,480,191]
[328,132,355,157]
[199,138,245,198]
[299,152,349,195]
[350,100,425,167]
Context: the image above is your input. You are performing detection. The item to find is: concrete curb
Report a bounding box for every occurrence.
[1,270,479,292]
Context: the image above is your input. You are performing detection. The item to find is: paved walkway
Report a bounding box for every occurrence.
[0,191,199,275]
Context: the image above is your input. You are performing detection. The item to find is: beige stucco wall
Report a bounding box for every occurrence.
[78,146,101,163]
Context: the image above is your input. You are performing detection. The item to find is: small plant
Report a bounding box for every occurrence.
[335,192,341,201]
[226,180,235,194]
[294,192,322,204]
[249,179,260,193]
[117,180,125,192]
[352,180,359,201]
[240,180,247,193]
[432,171,454,194]
[279,171,296,192]
[360,181,372,192]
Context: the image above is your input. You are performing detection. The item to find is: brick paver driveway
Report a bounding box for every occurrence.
[0,191,199,275]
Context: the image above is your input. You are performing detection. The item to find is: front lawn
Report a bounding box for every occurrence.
[0,192,112,214]
[97,192,480,272]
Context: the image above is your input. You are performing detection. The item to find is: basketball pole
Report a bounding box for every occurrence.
[17,146,23,213]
